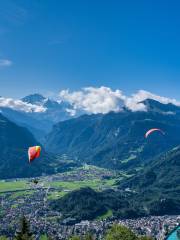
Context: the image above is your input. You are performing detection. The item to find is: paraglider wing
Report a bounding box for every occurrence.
[145,128,165,138]
[35,146,41,158]
[28,146,41,163]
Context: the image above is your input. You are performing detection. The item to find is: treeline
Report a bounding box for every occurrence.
[50,187,144,222]
[51,186,176,221]
[50,185,180,222]
[0,216,154,240]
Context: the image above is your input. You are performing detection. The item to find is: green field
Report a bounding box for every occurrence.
[50,178,114,189]
[47,178,117,200]
[0,176,117,200]
[0,180,28,193]
[0,165,120,202]
[9,190,35,199]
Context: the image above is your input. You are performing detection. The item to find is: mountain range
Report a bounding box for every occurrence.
[0,94,76,140]
[45,99,180,170]
[0,94,180,180]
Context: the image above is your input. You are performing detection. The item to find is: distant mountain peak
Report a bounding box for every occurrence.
[143,98,173,106]
[142,98,180,114]
[22,94,46,105]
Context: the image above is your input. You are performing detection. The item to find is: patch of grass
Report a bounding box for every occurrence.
[104,179,116,186]
[121,154,137,163]
[11,204,18,209]
[50,178,116,191]
[40,235,48,240]
[46,216,61,223]
[48,178,117,199]
[9,190,34,199]
[0,181,28,192]
[50,179,101,190]
[47,191,66,200]
[96,209,113,220]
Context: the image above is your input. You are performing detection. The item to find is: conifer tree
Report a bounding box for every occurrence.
[15,216,34,240]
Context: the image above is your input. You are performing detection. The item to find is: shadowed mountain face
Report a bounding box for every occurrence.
[142,99,180,114]
[45,99,180,170]
[0,107,51,140]
[0,113,54,179]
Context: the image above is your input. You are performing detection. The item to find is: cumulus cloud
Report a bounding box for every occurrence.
[0,59,12,67]
[59,87,180,114]
[0,97,46,113]
[125,90,180,112]
[65,108,77,116]
[59,87,125,114]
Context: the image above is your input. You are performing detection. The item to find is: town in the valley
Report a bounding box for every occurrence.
[0,166,179,240]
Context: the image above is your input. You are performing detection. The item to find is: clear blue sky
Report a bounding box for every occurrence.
[0,0,180,99]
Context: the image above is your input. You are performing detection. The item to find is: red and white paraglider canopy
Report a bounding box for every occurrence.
[145,128,165,138]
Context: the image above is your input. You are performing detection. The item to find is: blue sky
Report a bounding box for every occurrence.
[0,0,180,99]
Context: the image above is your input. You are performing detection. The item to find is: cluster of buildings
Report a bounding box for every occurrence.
[0,169,179,239]
[40,215,180,240]
[46,165,115,182]
[0,186,179,240]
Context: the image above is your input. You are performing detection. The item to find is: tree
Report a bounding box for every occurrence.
[105,225,138,240]
[15,216,34,240]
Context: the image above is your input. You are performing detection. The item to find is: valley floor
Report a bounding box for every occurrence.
[0,167,179,239]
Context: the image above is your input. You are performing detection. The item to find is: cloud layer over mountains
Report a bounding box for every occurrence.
[1,87,180,115]
[59,87,124,115]
[0,96,46,112]
[59,87,180,114]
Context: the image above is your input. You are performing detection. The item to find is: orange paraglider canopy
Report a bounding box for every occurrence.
[28,146,41,163]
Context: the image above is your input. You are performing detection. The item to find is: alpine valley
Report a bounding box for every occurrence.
[0,93,179,239]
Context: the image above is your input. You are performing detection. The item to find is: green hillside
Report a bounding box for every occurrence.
[45,100,180,170]
[120,145,180,215]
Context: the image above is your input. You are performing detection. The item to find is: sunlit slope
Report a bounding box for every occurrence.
[120,145,180,215]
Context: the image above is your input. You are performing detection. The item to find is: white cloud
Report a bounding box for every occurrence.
[65,108,77,116]
[125,90,180,112]
[59,86,125,114]
[0,97,46,113]
[59,87,180,114]
[0,59,12,67]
